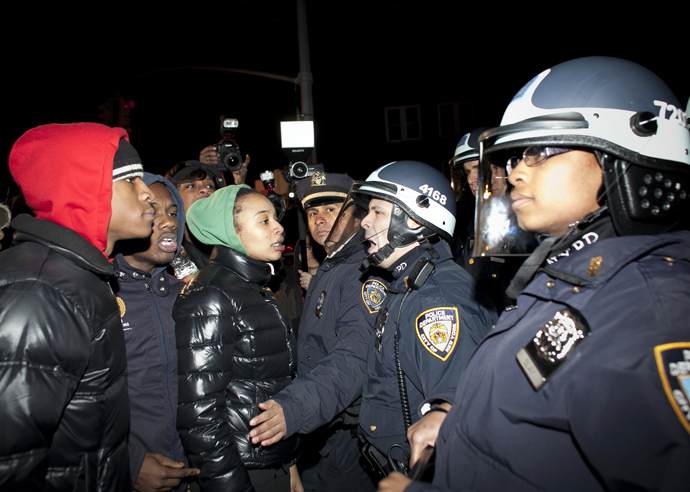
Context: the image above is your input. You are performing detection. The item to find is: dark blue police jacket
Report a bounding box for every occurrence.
[273,229,388,438]
[359,241,496,457]
[407,230,690,492]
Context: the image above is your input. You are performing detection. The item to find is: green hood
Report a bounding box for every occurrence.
[186,184,249,255]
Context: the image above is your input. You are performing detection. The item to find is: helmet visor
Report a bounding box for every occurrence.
[472,142,539,257]
[323,191,370,253]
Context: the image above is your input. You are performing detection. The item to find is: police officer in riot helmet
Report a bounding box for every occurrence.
[381,57,690,492]
[347,160,496,479]
[451,127,525,312]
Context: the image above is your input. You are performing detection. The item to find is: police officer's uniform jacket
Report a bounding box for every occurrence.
[359,241,496,457]
[272,228,387,438]
[407,225,690,492]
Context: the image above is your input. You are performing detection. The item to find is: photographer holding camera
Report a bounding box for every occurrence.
[199,116,251,187]
[199,145,250,187]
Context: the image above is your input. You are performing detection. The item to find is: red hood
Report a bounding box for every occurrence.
[9,123,129,253]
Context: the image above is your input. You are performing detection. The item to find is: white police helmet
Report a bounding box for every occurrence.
[452,127,490,168]
[475,56,690,255]
[349,160,456,268]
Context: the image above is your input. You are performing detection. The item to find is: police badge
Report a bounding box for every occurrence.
[415,307,459,361]
[654,342,690,435]
[315,291,326,318]
[362,279,387,314]
[311,172,326,186]
[516,308,591,390]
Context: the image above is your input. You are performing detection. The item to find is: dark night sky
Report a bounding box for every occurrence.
[3,1,687,195]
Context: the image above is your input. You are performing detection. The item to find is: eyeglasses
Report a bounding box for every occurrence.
[506,146,572,175]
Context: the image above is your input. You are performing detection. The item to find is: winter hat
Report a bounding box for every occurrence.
[112,139,144,182]
[186,184,249,255]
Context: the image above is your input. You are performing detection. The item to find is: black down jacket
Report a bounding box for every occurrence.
[174,246,300,492]
[0,216,130,491]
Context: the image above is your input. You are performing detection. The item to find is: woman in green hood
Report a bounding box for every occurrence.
[173,185,302,492]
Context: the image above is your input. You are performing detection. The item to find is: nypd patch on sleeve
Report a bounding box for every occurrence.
[415,307,459,361]
[362,279,387,314]
[654,342,690,435]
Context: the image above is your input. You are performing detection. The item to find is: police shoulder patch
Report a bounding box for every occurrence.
[415,307,459,361]
[654,342,690,435]
[362,279,387,314]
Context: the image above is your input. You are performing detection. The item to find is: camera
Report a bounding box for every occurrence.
[287,161,324,180]
[260,170,286,222]
[215,117,243,172]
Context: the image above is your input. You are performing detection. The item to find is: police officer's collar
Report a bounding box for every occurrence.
[388,245,427,279]
[505,211,615,299]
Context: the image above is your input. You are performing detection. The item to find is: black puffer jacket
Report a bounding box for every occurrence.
[0,216,130,491]
[174,246,300,492]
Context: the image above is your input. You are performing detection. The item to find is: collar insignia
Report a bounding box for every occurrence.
[588,256,603,276]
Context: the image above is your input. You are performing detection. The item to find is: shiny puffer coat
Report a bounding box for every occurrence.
[174,246,300,492]
[0,216,130,491]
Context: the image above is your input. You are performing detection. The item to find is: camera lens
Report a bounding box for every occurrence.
[223,153,242,171]
[291,162,309,178]
[218,141,243,171]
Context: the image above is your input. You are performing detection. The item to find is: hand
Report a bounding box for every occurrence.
[134,453,200,492]
[407,403,451,467]
[289,464,304,492]
[248,400,287,446]
[298,270,313,290]
[199,145,219,166]
[232,154,251,185]
[377,472,412,492]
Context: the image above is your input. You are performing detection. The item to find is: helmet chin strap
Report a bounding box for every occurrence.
[360,243,397,272]
[360,205,438,271]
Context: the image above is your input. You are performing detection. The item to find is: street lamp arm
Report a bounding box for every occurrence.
[126,66,298,85]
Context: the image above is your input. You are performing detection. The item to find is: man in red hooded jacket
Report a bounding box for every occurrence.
[0,123,155,491]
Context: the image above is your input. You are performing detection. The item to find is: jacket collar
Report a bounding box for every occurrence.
[210,246,273,287]
[112,254,174,297]
[11,214,114,276]
[543,231,689,285]
[388,241,452,283]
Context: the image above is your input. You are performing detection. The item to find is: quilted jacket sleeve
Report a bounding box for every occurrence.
[0,280,91,488]
[174,285,253,492]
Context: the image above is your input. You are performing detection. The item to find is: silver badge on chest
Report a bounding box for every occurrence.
[315,291,326,318]
[516,308,591,390]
